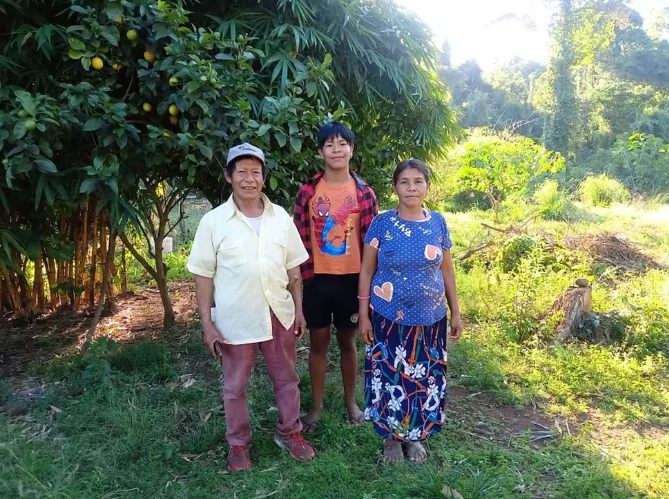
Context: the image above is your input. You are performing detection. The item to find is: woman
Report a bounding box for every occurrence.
[358,159,463,463]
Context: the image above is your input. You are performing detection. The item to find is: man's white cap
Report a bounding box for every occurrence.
[226,143,265,166]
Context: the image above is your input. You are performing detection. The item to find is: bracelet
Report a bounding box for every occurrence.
[357,295,371,300]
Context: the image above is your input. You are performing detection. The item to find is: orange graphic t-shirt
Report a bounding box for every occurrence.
[309,178,362,275]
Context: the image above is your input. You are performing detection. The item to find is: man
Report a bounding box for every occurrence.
[293,122,378,431]
[187,143,315,472]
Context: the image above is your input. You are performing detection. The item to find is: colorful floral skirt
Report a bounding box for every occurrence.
[363,311,448,441]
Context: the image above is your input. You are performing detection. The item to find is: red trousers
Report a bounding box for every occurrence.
[220,313,302,446]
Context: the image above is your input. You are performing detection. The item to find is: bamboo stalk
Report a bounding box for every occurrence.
[99,214,109,305]
[78,200,89,308]
[120,246,127,294]
[2,267,22,315]
[44,251,58,308]
[33,252,45,310]
[89,209,98,306]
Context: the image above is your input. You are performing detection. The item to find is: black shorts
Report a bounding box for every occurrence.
[303,274,359,331]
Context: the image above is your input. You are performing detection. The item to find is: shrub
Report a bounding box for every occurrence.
[533,180,576,221]
[444,188,492,212]
[577,174,629,207]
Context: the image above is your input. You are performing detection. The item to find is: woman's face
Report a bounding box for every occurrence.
[393,167,429,208]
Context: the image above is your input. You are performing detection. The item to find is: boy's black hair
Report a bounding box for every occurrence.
[225,155,267,178]
[317,121,355,150]
[392,159,432,185]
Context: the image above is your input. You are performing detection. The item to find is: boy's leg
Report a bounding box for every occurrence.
[333,273,364,423]
[302,276,332,426]
[306,326,330,424]
[335,328,363,422]
[220,342,259,447]
[262,312,315,461]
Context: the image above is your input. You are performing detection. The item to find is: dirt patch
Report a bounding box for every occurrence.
[0,282,198,377]
[564,233,663,272]
[447,385,560,446]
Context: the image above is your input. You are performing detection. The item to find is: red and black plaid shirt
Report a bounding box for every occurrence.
[293,172,378,282]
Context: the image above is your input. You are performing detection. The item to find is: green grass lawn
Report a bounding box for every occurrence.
[2,202,668,498]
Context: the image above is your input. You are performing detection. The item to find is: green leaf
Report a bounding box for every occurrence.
[100,32,119,47]
[198,145,213,160]
[290,136,302,153]
[14,90,36,115]
[81,57,91,71]
[80,178,98,194]
[186,80,201,94]
[270,176,278,191]
[35,174,46,209]
[103,3,123,19]
[35,159,57,173]
[0,187,8,213]
[196,99,209,113]
[107,177,118,195]
[83,118,104,131]
[155,25,173,41]
[275,131,287,148]
[4,166,15,189]
[68,37,86,51]
[258,124,272,136]
[12,122,27,141]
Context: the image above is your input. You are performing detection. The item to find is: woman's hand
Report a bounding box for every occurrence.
[449,313,463,341]
[359,314,373,345]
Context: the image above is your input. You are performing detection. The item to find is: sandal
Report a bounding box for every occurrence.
[403,442,428,463]
[300,416,319,434]
[383,439,404,463]
[348,409,365,425]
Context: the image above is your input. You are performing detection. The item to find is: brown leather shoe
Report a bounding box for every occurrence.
[227,445,251,472]
[274,432,316,461]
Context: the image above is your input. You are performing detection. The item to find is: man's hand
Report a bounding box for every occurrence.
[449,313,463,341]
[359,315,373,346]
[202,320,225,359]
[294,310,307,341]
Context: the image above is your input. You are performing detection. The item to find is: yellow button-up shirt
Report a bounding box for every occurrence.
[187,195,308,345]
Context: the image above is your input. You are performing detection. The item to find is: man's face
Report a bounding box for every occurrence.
[318,135,353,170]
[225,157,265,203]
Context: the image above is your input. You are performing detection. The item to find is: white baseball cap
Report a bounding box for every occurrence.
[226,143,265,166]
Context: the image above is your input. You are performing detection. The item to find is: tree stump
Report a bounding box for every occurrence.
[547,278,592,340]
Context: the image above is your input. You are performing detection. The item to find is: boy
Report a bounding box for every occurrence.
[293,122,378,430]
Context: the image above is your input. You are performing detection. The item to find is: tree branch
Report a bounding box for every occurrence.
[81,229,117,355]
[119,233,158,280]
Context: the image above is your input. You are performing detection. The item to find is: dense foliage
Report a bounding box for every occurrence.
[0,0,455,320]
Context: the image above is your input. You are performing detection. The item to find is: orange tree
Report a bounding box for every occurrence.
[0,0,455,328]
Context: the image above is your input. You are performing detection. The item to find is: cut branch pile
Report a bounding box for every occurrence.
[564,233,662,272]
[455,215,538,261]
